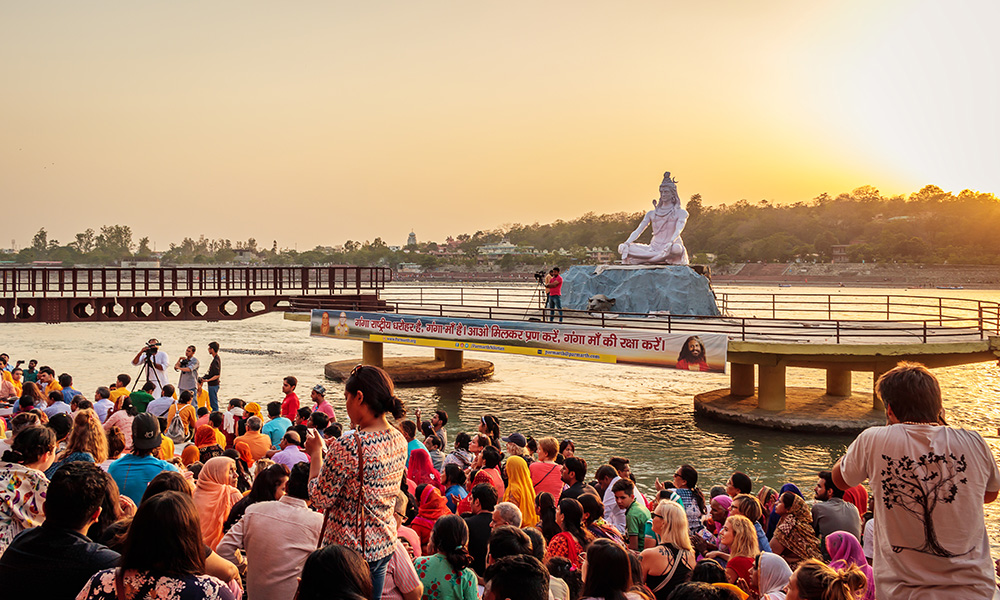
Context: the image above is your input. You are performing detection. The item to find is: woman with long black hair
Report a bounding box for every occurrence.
[413,514,477,600]
[544,498,593,570]
[77,491,235,600]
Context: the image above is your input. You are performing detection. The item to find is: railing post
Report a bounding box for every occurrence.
[923,320,927,343]
[939,298,943,326]
[771,294,776,320]
[836,321,840,343]
[979,303,984,339]
[886,296,889,320]
[742,318,746,341]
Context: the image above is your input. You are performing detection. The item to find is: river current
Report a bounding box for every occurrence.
[5,285,1000,548]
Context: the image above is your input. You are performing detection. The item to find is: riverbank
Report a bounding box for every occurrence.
[397,263,1000,289]
[712,263,1000,289]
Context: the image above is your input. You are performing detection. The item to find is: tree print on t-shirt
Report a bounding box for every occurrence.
[879,450,972,557]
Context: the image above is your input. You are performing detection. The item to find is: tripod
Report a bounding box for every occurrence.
[523,281,550,321]
[132,350,160,392]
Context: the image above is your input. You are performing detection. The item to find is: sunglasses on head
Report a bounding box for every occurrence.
[350,364,366,377]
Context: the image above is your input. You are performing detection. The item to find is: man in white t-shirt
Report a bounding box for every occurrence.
[833,362,1000,600]
[131,338,170,397]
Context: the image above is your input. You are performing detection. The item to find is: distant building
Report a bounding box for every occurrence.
[398,262,422,273]
[120,260,161,269]
[585,246,614,264]
[831,244,851,263]
[407,231,417,247]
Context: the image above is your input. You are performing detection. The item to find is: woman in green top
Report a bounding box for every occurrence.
[413,514,477,600]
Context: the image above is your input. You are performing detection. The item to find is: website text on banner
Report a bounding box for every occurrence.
[311,310,727,373]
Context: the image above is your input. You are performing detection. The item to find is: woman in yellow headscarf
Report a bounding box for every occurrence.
[503,455,539,527]
[243,402,263,422]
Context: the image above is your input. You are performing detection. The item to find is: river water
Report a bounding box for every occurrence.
[5,284,1000,547]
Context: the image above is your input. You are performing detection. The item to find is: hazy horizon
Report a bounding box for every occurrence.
[3,1,997,251]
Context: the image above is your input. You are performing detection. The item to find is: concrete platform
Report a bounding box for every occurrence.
[325,357,494,384]
[694,387,885,434]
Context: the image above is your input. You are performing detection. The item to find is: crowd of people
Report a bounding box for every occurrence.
[0,348,997,600]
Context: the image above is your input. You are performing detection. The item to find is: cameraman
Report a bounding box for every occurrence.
[131,338,169,396]
[545,266,563,323]
[174,345,200,397]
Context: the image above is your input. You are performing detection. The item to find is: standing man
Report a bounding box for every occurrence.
[311,384,336,421]
[174,345,200,398]
[833,362,1000,599]
[559,457,597,502]
[545,266,563,323]
[280,376,299,422]
[203,341,221,412]
[131,338,169,397]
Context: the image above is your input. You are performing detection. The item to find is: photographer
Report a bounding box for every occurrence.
[545,266,563,323]
[131,338,170,397]
[174,345,200,396]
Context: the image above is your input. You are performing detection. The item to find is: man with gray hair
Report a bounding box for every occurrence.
[491,502,523,529]
[272,431,309,469]
[235,415,271,461]
[92,387,114,424]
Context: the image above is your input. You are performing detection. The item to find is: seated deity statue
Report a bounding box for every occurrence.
[617,171,689,265]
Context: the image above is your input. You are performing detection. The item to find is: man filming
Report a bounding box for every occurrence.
[131,338,170,397]
[174,345,200,397]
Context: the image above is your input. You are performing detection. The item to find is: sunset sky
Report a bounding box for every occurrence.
[2,1,997,251]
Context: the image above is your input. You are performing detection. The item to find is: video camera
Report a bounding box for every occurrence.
[142,341,161,357]
[533,270,548,284]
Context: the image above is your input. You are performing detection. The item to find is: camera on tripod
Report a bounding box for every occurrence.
[143,341,161,357]
[533,270,548,284]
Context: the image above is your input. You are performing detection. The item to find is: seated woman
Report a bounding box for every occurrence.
[825,531,875,600]
[785,558,867,600]
[410,484,453,554]
[0,425,56,555]
[536,492,560,542]
[76,491,236,600]
[748,552,792,600]
[640,500,696,600]
[192,456,243,550]
[413,514,477,600]
[223,462,289,532]
[45,409,108,477]
[706,515,759,588]
[544,498,593,570]
[194,425,224,463]
[297,544,373,600]
[580,538,639,600]
[103,397,136,450]
[578,492,622,542]
[729,494,771,553]
[769,491,822,567]
[442,464,468,513]
[503,455,539,527]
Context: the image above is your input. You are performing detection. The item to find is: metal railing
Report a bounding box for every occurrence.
[376,286,1000,343]
[0,266,392,299]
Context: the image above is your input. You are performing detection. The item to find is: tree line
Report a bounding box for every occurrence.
[9,184,1000,268]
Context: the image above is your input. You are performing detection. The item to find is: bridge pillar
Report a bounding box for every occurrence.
[730,363,754,397]
[825,368,852,397]
[362,341,384,368]
[872,363,890,411]
[757,365,786,411]
[435,348,464,369]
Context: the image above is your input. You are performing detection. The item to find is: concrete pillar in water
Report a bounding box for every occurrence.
[826,368,852,397]
[362,341,384,368]
[758,365,786,411]
[435,348,464,369]
[730,363,755,397]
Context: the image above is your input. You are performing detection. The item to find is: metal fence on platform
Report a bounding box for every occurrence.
[376,286,1000,343]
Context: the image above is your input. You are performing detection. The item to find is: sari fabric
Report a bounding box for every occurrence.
[772,495,822,566]
[192,456,241,550]
[757,552,792,600]
[504,456,538,527]
[411,485,452,548]
[407,448,443,490]
[827,531,875,600]
[766,483,802,538]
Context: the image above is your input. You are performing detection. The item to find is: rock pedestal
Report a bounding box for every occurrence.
[561,265,720,316]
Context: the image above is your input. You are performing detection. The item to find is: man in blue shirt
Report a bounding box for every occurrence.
[109,413,179,503]
[59,373,82,404]
[261,400,292,448]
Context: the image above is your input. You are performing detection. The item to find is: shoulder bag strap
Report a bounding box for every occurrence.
[114,568,131,600]
[651,546,686,594]
[356,430,366,553]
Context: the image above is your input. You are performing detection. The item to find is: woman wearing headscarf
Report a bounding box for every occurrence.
[410,484,453,554]
[751,552,793,600]
[191,456,243,550]
[769,491,822,567]
[842,485,868,521]
[826,531,875,600]
[194,424,224,463]
[243,402,263,422]
[766,483,801,538]
[503,455,539,527]
[756,486,777,526]
[407,447,443,490]
[181,444,201,467]
[223,447,253,493]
